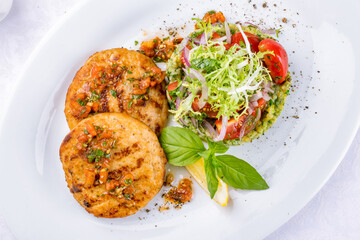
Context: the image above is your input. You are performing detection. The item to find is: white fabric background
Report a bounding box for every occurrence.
[0,0,359,239]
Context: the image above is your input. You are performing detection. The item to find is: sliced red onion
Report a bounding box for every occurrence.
[249,101,258,110]
[262,92,271,101]
[238,121,246,140]
[263,81,274,93]
[224,21,231,44]
[177,38,189,52]
[213,36,227,42]
[179,118,187,126]
[249,91,263,102]
[202,120,219,138]
[190,117,197,128]
[243,22,258,27]
[200,33,206,45]
[182,47,191,67]
[244,108,261,136]
[214,116,228,141]
[175,97,181,110]
[193,38,201,45]
[189,68,208,108]
[239,108,261,140]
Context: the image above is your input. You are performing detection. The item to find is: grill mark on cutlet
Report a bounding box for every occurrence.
[62,133,72,144]
[100,88,109,112]
[113,143,140,159]
[71,184,82,193]
[148,99,161,110]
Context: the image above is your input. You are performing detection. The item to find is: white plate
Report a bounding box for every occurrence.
[0,0,359,239]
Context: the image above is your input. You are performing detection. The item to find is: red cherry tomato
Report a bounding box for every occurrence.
[181,51,186,65]
[167,81,178,100]
[231,32,261,53]
[211,32,221,40]
[215,98,266,139]
[251,98,266,116]
[180,43,193,66]
[224,43,232,50]
[215,115,247,140]
[192,94,218,118]
[258,39,288,84]
[167,81,178,92]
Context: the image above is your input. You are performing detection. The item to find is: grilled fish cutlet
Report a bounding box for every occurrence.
[59,113,167,218]
[65,48,168,135]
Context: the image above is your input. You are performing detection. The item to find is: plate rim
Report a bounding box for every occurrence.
[0,0,359,239]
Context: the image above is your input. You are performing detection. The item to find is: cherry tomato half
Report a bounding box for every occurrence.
[231,32,261,53]
[211,32,221,40]
[258,39,288,84]
[167,81,178,100]
[192,93,218,118]
[215,115,247,140]
[215,98,266,139]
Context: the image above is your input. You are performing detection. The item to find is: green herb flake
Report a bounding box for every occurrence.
[84,129,89,135]
[124,193,131,200]
[77,99,86,106]
[124,179,133,185]
[127,100,133,109]
[135,40,139,45]
[127,70,133,74]
[110,89,117,97]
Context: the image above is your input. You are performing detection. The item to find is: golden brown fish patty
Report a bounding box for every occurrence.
[59,113,167,218]
[65,48,168,135]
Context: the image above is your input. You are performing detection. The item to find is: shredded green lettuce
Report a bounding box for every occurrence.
[172,22,273,121]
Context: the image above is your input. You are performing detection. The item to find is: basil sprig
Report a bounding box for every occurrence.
[159,127,269,198]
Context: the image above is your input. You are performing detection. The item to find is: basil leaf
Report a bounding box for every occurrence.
[159,127,206,166]
[207,138,229,154]
[204,154,219,199]
[214,155,269,190]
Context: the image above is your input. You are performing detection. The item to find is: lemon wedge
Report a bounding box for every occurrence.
[186,158,229,206]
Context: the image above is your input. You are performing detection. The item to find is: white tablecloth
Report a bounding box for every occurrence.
[0,1,359,239]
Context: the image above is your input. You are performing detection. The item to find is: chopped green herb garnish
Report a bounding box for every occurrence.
[128,100,133,109]
[132,94,143,99]
[127,70,133,74]
[89,91,100,102]
[123,193,131,200]
[135,40,139,45]
[77,99,86,106]
[102,141,107,147]
[84,129,89,135]
[124,179,133,185]
[111,63,118,68]
[127,78,136,81]
[87,149,105,163]
[110,89,117,97]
